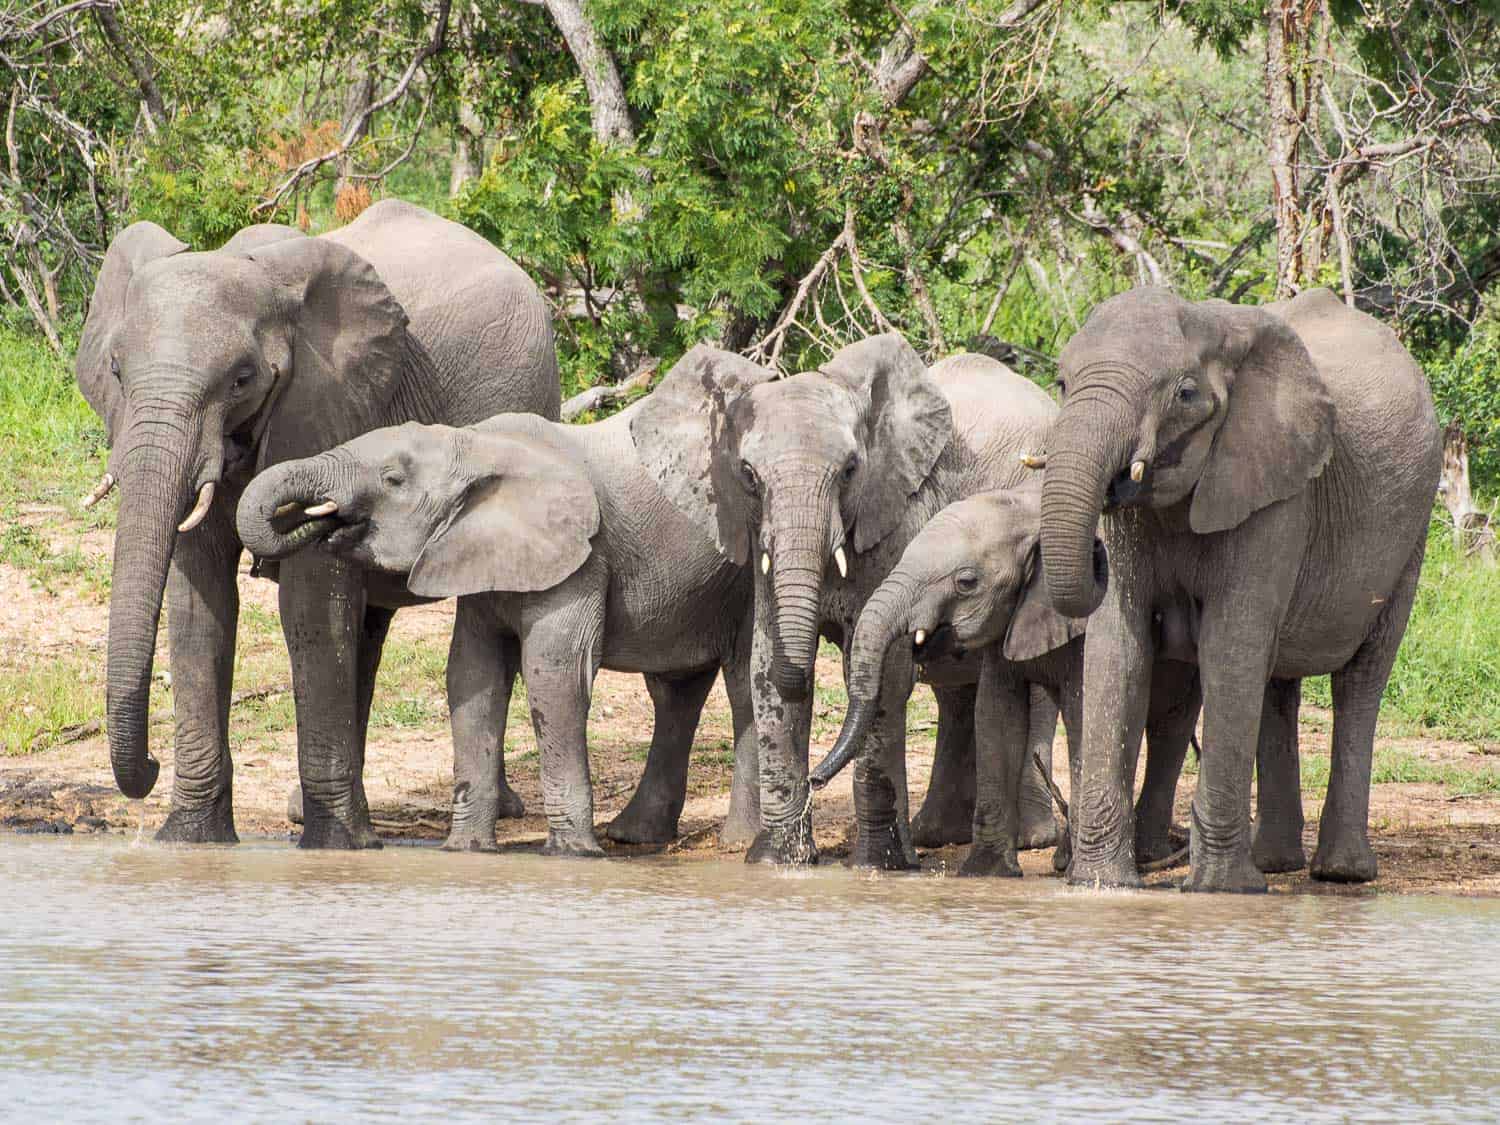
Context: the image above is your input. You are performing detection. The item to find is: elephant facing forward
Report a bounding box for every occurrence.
[1037,287,1439,892]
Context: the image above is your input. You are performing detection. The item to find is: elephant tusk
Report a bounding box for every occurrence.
[80,473,115,509]
[1130,460,1146,483]
[833,545,848,579]
[1019,453,1047,470]
[914,628,926,646]
[761,551,771,576]
[177,481,216,533]
[303,500,339,518]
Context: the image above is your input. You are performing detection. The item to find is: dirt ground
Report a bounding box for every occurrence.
[3,554,1499,896]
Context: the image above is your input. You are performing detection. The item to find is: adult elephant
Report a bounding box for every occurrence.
[633,337,1059,867]
[75,199,559,848]
[1037,287,1439,892]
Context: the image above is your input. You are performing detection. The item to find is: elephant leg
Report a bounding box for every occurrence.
[961,654,1027,878]
[1054,676,1083,875]
[280,551,379,850]
[719,648,762,848]
[156,512,241,844]
[745,594,816,866]
[607,667,718,844]
[910,683,975,848]
[850,651,918,872]
[1135,662,1201,866]
[1252,677,1307,873]
[349,602,396,831]
[1018,682,1061,850]
[1313,541,1424,884]
[443,600,519,853]
[522,606,606,859]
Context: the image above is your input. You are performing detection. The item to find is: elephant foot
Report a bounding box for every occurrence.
[1052,830,1072,874]
[1252,827,1308,874]
[1018,807,1061,851]
[745,824,818,867]
[1310,836,1377,884]
[604,796,682,845]
[541,829,606,859]
[851,823,919,872]
[1066,851,1143,889]
[1135,826,1179,867]
[497,782,526,820]
[718,802,760,849]
[910,793,973,848]
[442,824,500,853]
[155,798,239,845]
[1182,851,1268,894]
[959,844,1022,878]
[298,816,383,851]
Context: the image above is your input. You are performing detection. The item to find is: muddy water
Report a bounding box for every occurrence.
[1,838,1497,1121]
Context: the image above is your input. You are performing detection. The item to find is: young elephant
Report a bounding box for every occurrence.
[237,346,772,856]
[1038,287,1440,891]
[810,486,1202,877]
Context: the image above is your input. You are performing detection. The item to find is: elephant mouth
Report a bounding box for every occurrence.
[265,501,365,558]
[912,622,962,663]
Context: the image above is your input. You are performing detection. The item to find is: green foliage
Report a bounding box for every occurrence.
[1429,310,1500,492]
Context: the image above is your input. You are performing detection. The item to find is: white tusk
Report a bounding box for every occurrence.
[914,629,926,646]
[1019,453,1046,470]
[80,473,115,509]
[834,545,848,578]
[1130,460,1146,483]
[761,552,771,576]
[303,500,339,518]
[177,481,216,533]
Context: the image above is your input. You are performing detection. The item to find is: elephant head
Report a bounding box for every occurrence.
[235,418,600,598]
[1039,287,1335,618]
[77,220,418,799]
[632,334,950,700]
[810,486,1088,787]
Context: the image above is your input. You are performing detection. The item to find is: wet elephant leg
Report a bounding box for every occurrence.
[443,600,519,853]
[961,655,1028,877]
[281,551,379,850]
[1018,683,1061,850]
[719,649,762,848]
[1135,662,1200,865]
[1313,542,1424,884]
[910,683,976,848]
[348,602,396,833]
[1252,677,1307,873]
[156,508,240,844]
[745,592,816,866]
[850,653,918,871]
[1053,676,1083,874]
[607,666,718,844]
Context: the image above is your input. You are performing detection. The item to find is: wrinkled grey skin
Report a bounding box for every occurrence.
[1039,287,1439,891]
[634,337,1060,868]
[75,200,559,848]
[812,486,1204,877]
[237,346,767,856]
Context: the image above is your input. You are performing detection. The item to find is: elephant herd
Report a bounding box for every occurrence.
[75,199,1441,894]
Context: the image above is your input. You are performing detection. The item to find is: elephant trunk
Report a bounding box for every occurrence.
[766,509,831,702]
[106,397,207,799]
[237,455,343,560]
[1039,394,1137,618]
[810,571,920,789]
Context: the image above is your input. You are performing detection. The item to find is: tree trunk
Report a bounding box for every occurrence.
[1440,422,1496,563]
[335,67,375,197]
[1266,0,1329,298]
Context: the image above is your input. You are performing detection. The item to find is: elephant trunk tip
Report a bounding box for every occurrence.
[1047,536,1110,619]
[770,660,811,702]
[810,697,879,789]
[112,751,161,800]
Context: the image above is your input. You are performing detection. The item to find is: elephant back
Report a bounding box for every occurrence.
[927,352,1057,491]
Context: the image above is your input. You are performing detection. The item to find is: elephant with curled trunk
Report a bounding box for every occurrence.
[633,337,1061,868]
[75,199,559,848]
[809,485,1203,877]
[236,346,768,855]
[1038,287,1439,892]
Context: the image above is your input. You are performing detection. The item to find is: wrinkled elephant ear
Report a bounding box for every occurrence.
[1187,301,1335,534]
[75,222,189,444]
[409,426,601,598]
[820,333,953,553]
[240,236,410,469]
[220,222,306,254]
[1003,540,1087,663]
[629,344,776,566]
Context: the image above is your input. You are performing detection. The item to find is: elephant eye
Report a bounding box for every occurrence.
[841,456,857,482]
[1177,381,1198,404]
[1055,378,1067,398]
[382,469,406,488]
[232,365,255,391]
[739,459,758,488]
[955,569,980,595]
[110,354,121,381]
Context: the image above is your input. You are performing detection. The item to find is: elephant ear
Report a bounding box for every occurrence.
[75,222,189,444]
[220,222,305,254]
[1003,541,1087,663]
[409,428,600,598]
[629,344,777,566]
[1188,302,1335,535]
[820,334,953,553]
[241,236,410,470]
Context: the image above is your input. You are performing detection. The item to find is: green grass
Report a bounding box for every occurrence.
[0,656,105,756]
[1297,747,1500,799]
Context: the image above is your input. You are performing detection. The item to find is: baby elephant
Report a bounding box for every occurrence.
[238,346,774,857]
[811,485,1201,877]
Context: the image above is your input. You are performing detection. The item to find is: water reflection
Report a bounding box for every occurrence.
[1,837,1496,1121]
